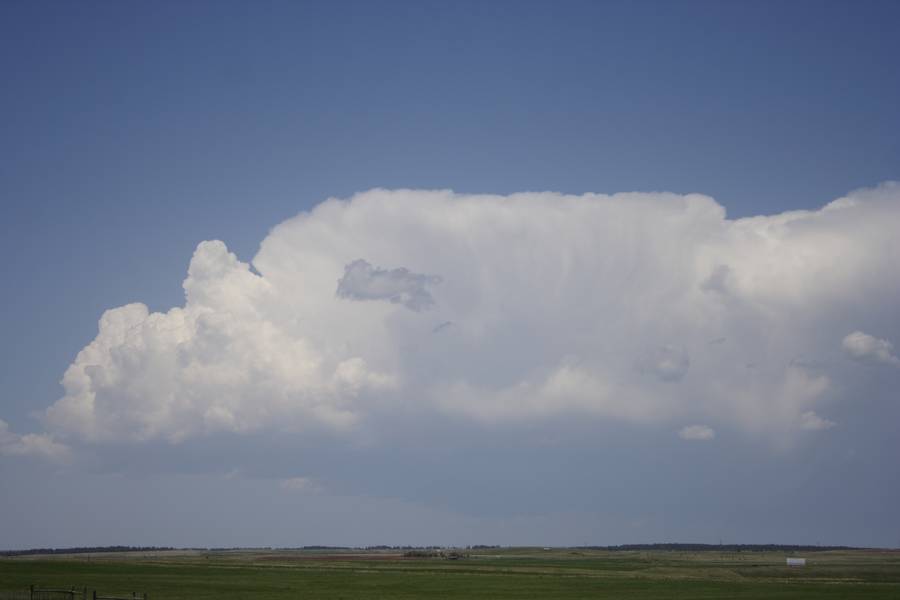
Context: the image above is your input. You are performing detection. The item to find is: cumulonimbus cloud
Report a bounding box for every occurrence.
[13,182,899,450]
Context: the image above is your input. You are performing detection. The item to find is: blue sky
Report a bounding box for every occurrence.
[1,0,899,549]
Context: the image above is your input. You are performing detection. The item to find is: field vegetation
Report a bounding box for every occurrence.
[2,547,899,599]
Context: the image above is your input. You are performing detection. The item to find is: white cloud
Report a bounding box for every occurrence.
[44,242,396,443]
[0,419,71,462]
[842,331,900,366]
[12,182,897,448]
[799,411,836,431]
[678,425,715,441]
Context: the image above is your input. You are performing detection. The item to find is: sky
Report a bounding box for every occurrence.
[1,0,899,549]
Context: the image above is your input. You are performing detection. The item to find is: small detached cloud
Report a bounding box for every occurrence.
[799,411,836,431]
[842,331,900,366]
[0,419,71,463]
[678,425,715,441]
[280,477,323,494]
[336,259,441,311]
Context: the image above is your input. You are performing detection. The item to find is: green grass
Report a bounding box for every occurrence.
[2,548,899,599]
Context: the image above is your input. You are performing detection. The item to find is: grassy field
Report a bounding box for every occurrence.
[2,547,900,599]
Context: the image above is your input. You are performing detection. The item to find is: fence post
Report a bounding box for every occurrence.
[30,584,33,600]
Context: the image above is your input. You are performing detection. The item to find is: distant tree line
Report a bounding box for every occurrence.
[2,542,861,557]
[284,546,448,551]
[0,546,174,557]
[403,549,469,559]
[363,545,451,551]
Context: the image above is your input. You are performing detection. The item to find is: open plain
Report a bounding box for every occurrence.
[2,547,899,599]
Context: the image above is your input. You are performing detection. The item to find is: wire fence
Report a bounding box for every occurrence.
[0,589,145,600]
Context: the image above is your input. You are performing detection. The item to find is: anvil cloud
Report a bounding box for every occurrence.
[31,184,900,448]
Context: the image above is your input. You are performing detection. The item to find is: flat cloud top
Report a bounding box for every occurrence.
[8,183,897,453]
